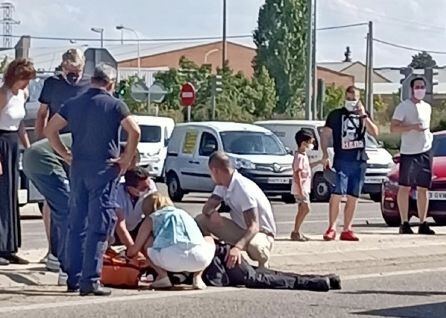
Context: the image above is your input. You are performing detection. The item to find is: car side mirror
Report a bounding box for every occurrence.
[285,147,293,155]
[392,154,400,164]
[164,138,170,147]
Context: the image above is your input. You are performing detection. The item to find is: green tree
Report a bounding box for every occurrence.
[323,85,344,116]
[253,0,308,114]
[250,66,277,119]
[409,51,438,69]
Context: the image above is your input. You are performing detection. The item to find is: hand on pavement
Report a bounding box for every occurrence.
[226,246,242,269]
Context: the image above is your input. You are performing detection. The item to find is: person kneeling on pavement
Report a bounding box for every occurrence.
[113,167,157,247]
[196,151,276,269]
[127,192,215,290]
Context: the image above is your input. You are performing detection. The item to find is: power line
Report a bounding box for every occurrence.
[373,38,446,55]
[0,33,253,42]
[317,22,368,31]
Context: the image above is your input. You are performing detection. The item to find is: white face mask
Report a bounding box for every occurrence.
[344,100,358,112]
[413,89,426,101]
[307,144,314,151]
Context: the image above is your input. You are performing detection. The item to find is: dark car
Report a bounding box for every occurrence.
[381,131,446,226]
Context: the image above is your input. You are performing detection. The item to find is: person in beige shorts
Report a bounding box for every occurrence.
[196,151,277,269]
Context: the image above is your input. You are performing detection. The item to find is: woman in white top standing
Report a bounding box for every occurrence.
[0,58,35,265]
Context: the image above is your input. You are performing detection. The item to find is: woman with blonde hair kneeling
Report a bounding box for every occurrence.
[127,192,215,289]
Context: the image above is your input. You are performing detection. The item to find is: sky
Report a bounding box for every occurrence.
[10,0,446,67]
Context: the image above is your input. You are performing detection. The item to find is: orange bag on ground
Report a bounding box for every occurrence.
[101,248,150,288]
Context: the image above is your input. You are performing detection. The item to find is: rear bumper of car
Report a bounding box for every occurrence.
[381,180,446,218]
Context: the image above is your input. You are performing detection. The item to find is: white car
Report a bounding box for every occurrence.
[255,120,394,202]
[164,121,295,202]
[121,115,175,180]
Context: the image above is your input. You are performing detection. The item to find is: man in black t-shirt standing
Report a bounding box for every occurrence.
[320,86,379,241]
[45,64,141,296]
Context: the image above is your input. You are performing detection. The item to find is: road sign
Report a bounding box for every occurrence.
[130,80,149,102]
[180,82,196,107]
[130,81,167,103]
[83,48,117,80]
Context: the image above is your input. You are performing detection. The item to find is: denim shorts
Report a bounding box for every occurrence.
[332,160,367,198]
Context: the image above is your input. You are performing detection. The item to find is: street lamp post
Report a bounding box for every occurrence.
[90,27,104,48]
[116,25,140,76]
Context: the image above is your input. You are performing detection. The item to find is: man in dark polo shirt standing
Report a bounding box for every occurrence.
[45,64,141,296]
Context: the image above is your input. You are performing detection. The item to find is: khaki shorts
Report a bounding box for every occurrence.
[195,214,274,268]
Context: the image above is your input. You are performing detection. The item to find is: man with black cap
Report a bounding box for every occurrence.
[45,63,141,296]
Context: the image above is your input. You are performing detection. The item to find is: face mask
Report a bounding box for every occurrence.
[65,72,80,85]
[307,144,314,151]
[344,100,358,112]
[413,89,426,100]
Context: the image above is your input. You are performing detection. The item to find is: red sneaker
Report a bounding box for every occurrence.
[323,228,336,241]
[340,230,359,241]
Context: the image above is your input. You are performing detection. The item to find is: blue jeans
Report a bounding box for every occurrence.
[332,160,367,198]
[24,172,70,271]
[66,165,119,291]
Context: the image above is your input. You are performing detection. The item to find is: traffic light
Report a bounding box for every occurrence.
[115,80,129,98]
[212,74,223,95]
[400,67,414,101]
[424,68,438,103]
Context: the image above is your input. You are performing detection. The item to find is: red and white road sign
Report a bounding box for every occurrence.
[180,82,196,107]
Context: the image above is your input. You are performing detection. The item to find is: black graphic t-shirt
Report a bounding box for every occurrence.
[325,107,368,162]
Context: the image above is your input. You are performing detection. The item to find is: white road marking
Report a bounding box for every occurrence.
[0,287,240,313]
[344,266,446,281]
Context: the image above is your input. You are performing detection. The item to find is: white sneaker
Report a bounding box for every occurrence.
[39,251,49,264]
[192,276,207,290]
[45,254,60,272]
[58,270,68,286]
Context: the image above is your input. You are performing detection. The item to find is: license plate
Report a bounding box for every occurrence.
[413,191,446,200]
[267,178,290,184]
[365,177,385,184]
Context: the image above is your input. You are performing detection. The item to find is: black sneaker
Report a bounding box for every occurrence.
[327,274,342,290]
[418,222,435,235]
[295,277,330,292]
[399,222,414,234]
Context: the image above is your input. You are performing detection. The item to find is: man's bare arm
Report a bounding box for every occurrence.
[320,126,332,163]
[390,119,423,133]
[115,209,135,248]
[234,208,260,250]
[364,117,379,139]
[35,104,49,138]
[44,114,70,163]
[202,194,223,216]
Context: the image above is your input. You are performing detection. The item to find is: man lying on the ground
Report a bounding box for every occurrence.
[114,167,157,248]
[147,241,340,292]
[196,151,277,269]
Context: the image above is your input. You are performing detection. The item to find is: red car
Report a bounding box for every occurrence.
[381,131,446,227]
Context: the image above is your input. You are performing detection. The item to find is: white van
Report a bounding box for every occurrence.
[164,121,295,202]
[255,120,394,202]
[121,115,175,179]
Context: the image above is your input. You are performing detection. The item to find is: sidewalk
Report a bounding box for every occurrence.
[1,228,444,290]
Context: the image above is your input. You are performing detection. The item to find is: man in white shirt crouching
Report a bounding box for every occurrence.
[196,151,277,269]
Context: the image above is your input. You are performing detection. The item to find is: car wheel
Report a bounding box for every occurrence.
[382,214,401,227]
[166,172,184,202]
[312,173,331,202]
[369,192,382,202]
[433,216,446,226]
[281,194,296,204]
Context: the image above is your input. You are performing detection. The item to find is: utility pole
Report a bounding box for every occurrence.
[304,0,314,120]
[364,31,370,110]
[311,0,317,120]
[367,21,374,118]
[222,0,227,69]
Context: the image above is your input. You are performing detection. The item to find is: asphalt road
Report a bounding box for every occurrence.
[20,184,394,251]
[1,269,446,318]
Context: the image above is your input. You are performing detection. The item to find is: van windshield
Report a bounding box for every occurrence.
[121,125,161,143]
[220,131,287,155]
